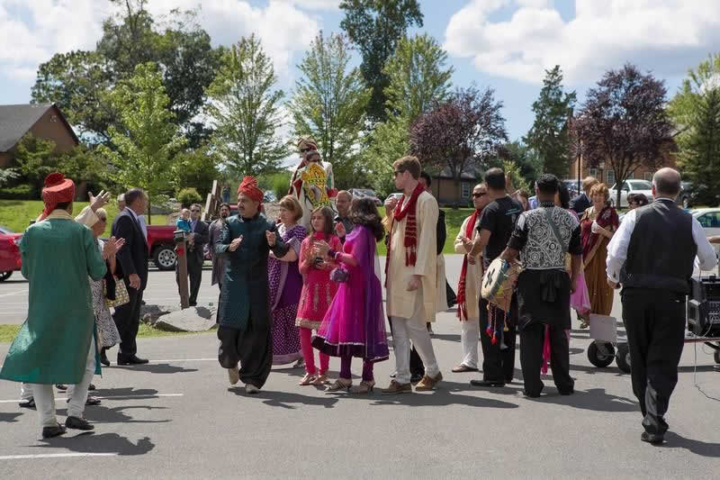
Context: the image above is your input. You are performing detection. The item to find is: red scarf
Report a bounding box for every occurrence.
[385,183,425,281]
[457,208,481,321]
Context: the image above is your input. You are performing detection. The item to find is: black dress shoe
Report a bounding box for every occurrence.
[100,349,110,367]
[42,425,67,438]
[117,355,149,365]
[66,416,94,431]
[470,379,506,388]
[641,432,664,445]
[19,398,36,409]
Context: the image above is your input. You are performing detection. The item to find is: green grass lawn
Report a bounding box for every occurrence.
[0,323,210,344]
[376,207,473,255]
[0,200,169,236]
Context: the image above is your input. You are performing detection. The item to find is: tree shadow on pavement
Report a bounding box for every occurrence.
[524,387,636,413]
[229,388,339,410]
[33,433,155,456]
[111,363,198,374]
[0,412,23,423]
[91,387,164,400]
[57,405,171,424]
[663,432,720,457]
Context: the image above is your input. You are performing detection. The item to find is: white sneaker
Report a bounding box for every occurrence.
[245,384,260,395]
[228,368,240,385]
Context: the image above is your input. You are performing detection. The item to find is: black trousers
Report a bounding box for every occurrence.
[177,253,203,305]
[113,286,144,357]
[389,317,425,378]
[217,319,272,389]
[622,288,686,435]
[479,298,516,383]
[520,322,574,396]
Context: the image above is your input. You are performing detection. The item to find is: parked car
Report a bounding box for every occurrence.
[692,208,720,253]
[676,181,693,209]
[563,179,581,196]
[146,225,179,271]
[609,180,654,208]
[349,188,382,206]
[0,225,23,281]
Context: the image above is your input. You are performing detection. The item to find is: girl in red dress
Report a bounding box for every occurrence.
[296,206,341,385]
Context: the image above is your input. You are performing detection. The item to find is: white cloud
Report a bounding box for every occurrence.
[444,0,720,85]
[0,0,334,86]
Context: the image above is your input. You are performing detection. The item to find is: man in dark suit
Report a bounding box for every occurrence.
[569,176,598,215]
[112,188,150,365]
[178,203,209,306]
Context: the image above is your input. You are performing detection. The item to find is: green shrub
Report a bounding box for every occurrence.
[177,187,202,208]
[0,183,36,200]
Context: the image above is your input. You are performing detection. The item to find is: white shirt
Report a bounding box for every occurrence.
[606,199,718,282]
[124,207,148,241]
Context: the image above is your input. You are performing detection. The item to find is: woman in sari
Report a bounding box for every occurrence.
[579,183,618,328]
[312,198,389,394]
[268,196,307,366]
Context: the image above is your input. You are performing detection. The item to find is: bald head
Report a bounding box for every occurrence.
[652,168,682,199]
[336,190,352,217]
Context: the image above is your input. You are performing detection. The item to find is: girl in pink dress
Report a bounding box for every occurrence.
[296,206,341,385]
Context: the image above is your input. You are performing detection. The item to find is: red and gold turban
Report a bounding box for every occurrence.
[40,172,75,220]
[237,176,263,203]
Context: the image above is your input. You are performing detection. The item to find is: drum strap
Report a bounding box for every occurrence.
[542,207,564,249]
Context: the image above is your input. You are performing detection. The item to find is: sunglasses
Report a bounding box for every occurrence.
[472,192,487,198]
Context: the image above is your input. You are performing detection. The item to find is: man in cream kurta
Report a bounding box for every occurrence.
[452,183,490,372]
[383,156,442,393]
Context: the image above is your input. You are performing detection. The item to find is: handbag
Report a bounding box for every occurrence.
[104,276,130,309]
[330,267,350,283]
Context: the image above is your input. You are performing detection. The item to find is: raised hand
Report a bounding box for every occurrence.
[89,190,111,212]
[335,221,346,238]
[102,236,125,259]
[229,235,243,252]
[313,240,331,258]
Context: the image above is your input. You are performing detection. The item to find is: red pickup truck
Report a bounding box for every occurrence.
[146,225,179,271]
[0,225,23,281]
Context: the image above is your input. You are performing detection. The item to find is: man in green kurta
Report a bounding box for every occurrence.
[0,173,121,438]
[216,176,289,394]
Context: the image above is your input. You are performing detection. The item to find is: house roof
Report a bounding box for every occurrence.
[0,103,79,152]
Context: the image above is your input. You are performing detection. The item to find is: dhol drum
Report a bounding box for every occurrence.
[481,257,521,312]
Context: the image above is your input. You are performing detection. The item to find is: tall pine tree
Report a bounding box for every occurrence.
[524,66,576,176]
[679,87,720,206]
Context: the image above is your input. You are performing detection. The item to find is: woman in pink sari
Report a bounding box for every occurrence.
[313,198,389,394]
[296,206,341,385]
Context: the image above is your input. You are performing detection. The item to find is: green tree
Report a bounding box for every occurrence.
[500,140,542,188]
[340,0,423,122]
[287,32,372,189]
[32,1,221,146]
[365,34,453,195]
[101,62,186,223]
[669,53,720,143]
[13,134,59,193]
[206,35,287,178]
[524,66,576,176]
[677,88,720,206]
[172,145,220,198]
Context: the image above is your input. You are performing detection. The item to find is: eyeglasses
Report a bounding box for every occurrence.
[191,209,201,213]
[472,192,487,198]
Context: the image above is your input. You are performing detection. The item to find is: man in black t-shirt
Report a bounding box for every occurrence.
[469,168,523,387]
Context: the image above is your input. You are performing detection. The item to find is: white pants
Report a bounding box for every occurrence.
[32,338,96,428]
[20,383,33,401]
[390,289,440,384]
[460,317,480,369]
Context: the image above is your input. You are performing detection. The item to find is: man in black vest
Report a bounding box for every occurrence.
[606,168,717,445]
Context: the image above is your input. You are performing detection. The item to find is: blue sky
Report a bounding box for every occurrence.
[1,0,718,141]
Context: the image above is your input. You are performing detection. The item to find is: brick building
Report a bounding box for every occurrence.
[0,103,79,168]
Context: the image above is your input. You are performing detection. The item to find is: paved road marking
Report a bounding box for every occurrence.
[140,358,216,363]
[0,453,117,460]
[0,289,28,299]
[0,393,184,404]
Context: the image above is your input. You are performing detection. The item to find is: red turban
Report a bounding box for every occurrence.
[40,172,75,220]
[237,176,263,203]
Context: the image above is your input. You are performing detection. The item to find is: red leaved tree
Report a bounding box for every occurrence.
[410,86,507,207]
[573,64,674,207]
